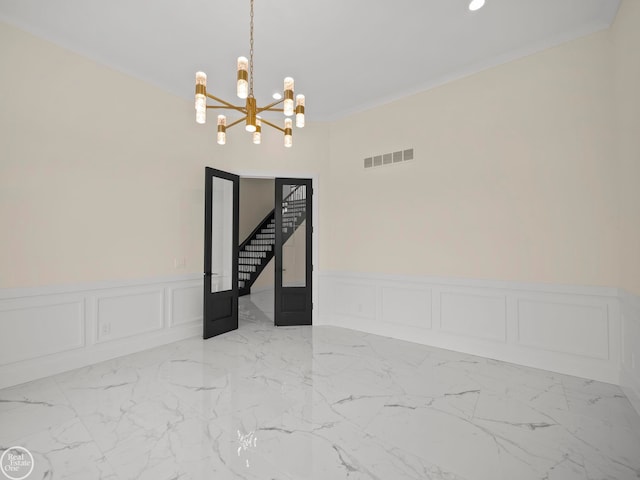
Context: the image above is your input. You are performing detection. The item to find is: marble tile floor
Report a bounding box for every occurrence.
[1,290,639,480]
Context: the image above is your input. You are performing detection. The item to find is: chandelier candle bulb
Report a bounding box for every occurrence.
[283,77,295,116]
[237,57,249,99]
[295,94,305,128]
[253,118,262,144]
[245,97,257,132]
[195,72,207,124]
[217,115,227,145]
[284,118,293,148]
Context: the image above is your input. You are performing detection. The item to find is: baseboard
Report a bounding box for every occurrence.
[318,272,621,384]
[0,274,203,389]
[620,289,640,416]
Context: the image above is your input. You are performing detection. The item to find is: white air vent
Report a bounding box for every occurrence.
[364,148,414,169]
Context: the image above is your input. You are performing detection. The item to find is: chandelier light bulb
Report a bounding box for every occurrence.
[245,97,257,132]
[283,77,295,116]
[295,94,305,128]
[469,0,485,11]
[284,118,293,148]
[253,118,262,144]
[237,57,249,99]
[195,72,207,124]
[217,115,227,145]
[196,105,206,125]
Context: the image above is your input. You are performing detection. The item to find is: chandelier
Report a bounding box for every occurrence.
[194,0,305,147]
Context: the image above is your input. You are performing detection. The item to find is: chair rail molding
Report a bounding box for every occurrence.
[0,274,203,389]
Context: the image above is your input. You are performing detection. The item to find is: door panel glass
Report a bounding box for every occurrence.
[211,176,234,293]
[282,184,306,287]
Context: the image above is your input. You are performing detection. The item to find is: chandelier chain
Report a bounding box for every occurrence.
[249,0,255,98]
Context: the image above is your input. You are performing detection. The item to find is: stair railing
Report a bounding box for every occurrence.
[237,183,307,294]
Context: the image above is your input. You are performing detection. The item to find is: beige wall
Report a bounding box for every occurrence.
[239,178,274,242]
[0,22,329,289]
[1,10,638,295]
[326,29,619,288]
[612,0,640,296]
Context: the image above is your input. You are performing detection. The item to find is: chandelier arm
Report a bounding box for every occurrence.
[260,118,286,133]
[205,93,247,112]
[256,99,284,113]
[207,106,246,113]
[225,117,248,129]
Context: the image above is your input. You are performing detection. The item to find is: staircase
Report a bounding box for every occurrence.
[238,185,307,296]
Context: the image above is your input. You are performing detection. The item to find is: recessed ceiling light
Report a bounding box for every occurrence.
[272,92,282,100]
[469,0,485,11]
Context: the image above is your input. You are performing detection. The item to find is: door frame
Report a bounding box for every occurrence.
[235,170,319,326]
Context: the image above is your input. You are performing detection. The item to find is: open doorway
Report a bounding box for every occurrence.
[236,173,317,326]
[238,178,276,294]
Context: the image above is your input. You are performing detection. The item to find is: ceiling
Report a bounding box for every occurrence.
[0,0,621,122]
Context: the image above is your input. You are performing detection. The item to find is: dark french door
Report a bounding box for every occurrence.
[275,178,312,326]
[203,167,239,339]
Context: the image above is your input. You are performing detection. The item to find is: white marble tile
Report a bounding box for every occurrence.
[10,417,117,480]
[559,375,640,432]
[252,413,470,480]
[0,387,77,446]
[0,290,639,479]
[0,378,68,414]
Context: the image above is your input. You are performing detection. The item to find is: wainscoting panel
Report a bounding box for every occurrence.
[170,284,204,327]
[440,292,506,342]
[0,275,203,389]
[517,298,609,360]
[621,290,640,417]
[96,289,164,343]
[332,281,377,320]
[0,297,84,366]
[319,272,621,384]
[381,286,431,328]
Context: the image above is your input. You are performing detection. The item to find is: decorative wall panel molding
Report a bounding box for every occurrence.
[95,289,164,343]
[620,289,640,417]
[381,286,432,329]
[319,272,621,384]
[0,297,85,366]
[170,285,204,327]
[0,275,202,389]
[516,298,609,360]
[440,291,507,342]
[332,281,377,320]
